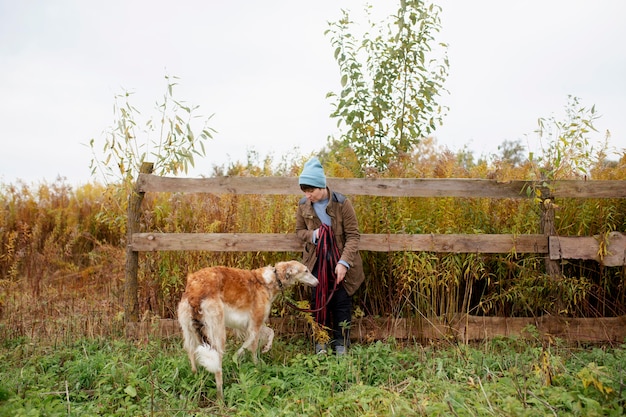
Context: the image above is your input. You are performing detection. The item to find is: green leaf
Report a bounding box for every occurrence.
[124,385,137,398]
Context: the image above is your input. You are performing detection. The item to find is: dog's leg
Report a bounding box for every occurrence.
[236,318,267,364]
[177,298,200,372]
[260,324,274,353]
[234,327,259,364]
[214,370,223,400]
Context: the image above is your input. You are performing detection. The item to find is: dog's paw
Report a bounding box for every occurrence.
[259,326,274,354]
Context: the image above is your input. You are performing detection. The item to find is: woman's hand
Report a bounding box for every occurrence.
[335,263,348,284]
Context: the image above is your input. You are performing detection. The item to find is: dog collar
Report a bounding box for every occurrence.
[274,267,283,289]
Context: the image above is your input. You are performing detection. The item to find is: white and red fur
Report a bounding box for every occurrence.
[177,260,318,399]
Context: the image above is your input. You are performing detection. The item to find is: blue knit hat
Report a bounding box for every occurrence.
[299,157,326,188]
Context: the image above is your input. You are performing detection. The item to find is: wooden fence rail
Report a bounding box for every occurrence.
[131,232,550,254]
[125,167,626,341]
[137,174,626,198]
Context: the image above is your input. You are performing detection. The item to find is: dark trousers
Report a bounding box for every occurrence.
[311,283,352,347]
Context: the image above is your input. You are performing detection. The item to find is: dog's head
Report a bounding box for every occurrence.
[274,261,318,288]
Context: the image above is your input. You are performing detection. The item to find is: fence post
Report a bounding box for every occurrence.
[540,187,560,279]
[124,162,153,323]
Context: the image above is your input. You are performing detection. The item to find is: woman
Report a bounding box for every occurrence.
[295,157,365,355]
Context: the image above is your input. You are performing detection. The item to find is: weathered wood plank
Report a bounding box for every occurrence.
[550,180,626,198]
[332,178,532,198]
[131,232,548,254]
[458,315,626,342]
[138,174,626,199]
[138,175,530,198]
[131,233,304,252]
[360,233,548,253]
[549,232,626,266]
[135,315,626,343]
[125,162,153,322]
[138,175,300,195]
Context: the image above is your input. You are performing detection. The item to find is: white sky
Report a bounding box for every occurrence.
[1,0,624,185]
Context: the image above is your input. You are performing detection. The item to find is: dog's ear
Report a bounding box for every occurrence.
[285,265,295,278]
[275,261,297,281]
[273,262,288,280]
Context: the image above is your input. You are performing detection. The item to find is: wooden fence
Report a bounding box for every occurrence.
[125,163,626,342]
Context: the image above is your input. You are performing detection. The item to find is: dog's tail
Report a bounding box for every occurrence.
[195,343,221,373]
[195,298,225,373]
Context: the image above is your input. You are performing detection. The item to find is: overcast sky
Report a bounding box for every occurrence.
[1,0,624,185]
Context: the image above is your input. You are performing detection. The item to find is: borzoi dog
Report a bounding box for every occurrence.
[177,260,318,399]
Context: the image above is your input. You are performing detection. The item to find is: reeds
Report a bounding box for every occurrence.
[1,144,625,343]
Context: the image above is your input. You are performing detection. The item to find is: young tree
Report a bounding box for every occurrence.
[326,0,449,173]
[530,95,601,181]
[88,75,215,188]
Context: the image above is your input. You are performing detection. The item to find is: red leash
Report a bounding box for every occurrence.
[282,224,340,317]
[313,224,340,323]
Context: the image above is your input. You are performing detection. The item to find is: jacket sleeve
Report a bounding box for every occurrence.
[296,203,315,243]
[339,198,361,267]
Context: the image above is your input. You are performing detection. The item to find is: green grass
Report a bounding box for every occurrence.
[1,335,625,416]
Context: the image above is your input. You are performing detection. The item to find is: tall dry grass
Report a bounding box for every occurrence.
[1,144,626,342]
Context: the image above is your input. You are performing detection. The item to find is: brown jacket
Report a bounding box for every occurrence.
[295,187,365,296]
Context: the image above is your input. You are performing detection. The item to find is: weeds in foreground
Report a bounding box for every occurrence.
[1,336,625,416]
